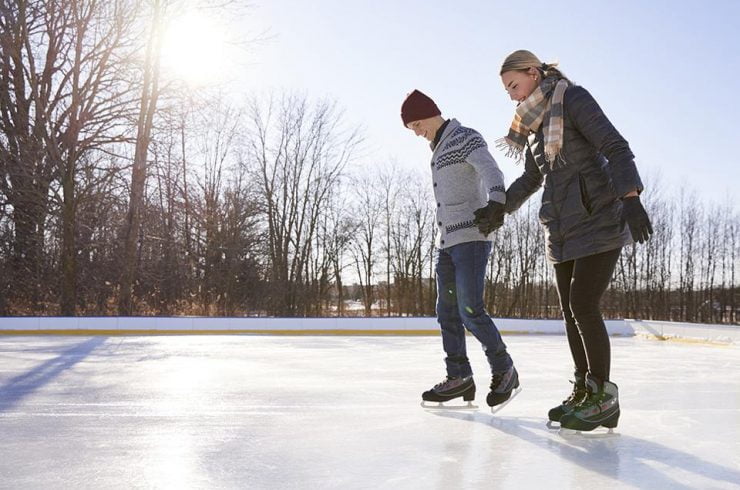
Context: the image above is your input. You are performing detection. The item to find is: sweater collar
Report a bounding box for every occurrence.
[431,119,450,150]
[430,118,460,152]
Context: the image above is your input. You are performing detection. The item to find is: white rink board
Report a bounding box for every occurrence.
[2,317,739,345]
[0,316,631,334]
[628,319,740,344]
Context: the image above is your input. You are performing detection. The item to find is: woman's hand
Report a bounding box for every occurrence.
[621,196,653,244]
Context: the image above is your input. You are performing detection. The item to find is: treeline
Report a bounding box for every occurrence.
[1,1,737,323]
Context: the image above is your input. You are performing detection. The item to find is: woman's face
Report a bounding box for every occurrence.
[501,68,540,103]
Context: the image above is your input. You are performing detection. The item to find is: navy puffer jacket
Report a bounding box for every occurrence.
[505,85,643,263]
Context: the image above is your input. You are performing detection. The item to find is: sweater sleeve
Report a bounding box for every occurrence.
[504,146,543,214]
[565,85,644,197]
[466,134,506,205]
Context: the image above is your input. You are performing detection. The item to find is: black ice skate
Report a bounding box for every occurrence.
[546,373,588,429]
[421,375,477,409]
[559,375,619,435]
[487,365,521,414]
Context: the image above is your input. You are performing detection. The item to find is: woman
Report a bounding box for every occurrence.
[497,50,652,431]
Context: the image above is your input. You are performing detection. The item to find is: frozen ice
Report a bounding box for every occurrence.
[0,335,738,489]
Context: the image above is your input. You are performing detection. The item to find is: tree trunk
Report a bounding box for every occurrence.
[118,0,162,315]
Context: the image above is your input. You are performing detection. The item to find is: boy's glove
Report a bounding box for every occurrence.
[473,201,505,235]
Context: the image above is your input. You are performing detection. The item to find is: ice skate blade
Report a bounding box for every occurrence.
[421,400,478,410]
[546,420,560,430]
[489,386,522,415]
[558,427,619,438]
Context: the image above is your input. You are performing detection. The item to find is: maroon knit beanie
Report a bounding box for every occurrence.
[401,90,441,127]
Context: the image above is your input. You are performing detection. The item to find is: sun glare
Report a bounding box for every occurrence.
[160,13,229,86]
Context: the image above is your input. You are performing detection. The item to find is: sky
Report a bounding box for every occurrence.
[222,0,740,205]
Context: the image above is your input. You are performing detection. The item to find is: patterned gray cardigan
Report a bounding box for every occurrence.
[429,119,506,249]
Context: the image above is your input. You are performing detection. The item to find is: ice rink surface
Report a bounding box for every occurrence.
[0,334,739,489]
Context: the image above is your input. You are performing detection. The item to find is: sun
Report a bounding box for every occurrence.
[160,13,229,86]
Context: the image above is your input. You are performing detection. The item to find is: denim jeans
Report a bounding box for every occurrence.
[435,240,512,377]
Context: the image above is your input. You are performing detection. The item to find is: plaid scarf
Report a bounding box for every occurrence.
[496,76,570,166]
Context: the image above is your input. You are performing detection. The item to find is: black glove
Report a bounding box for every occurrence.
[473,200,505,235]
[621,196,653,244]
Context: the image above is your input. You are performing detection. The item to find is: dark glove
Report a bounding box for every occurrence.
[621,196,653,244]
[473,200,505,235]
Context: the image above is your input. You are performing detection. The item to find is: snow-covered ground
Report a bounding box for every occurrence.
[0,334,738,489]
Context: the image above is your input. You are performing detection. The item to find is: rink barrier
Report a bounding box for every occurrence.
[626,319,740,345]
[0,317,624,336]
[0,317,737,344]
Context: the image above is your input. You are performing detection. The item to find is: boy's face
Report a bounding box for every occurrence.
[406,117,437,142]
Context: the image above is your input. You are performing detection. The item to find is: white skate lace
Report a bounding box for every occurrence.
[563,380,586,404]
[434,377,457,390]
[490,372,504,390]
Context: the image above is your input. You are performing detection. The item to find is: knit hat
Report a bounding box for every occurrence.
[401,90,441,127]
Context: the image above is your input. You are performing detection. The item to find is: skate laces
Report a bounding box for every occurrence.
[489,372,504,390]
[434,376,457,390]
[563,380,587,405]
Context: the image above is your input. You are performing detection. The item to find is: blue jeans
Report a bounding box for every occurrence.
[435,240,512,377]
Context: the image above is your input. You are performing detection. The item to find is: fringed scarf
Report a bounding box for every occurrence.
[496,76,570,166]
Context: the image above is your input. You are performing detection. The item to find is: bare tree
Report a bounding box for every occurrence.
[386,174,434,316]
[0,0,139,314]
[118,0,163,314]
[376,164,402,316]
[57,0,139,314]
[348,170,386,315]
[0,0,63,309]
[247,94,359,315]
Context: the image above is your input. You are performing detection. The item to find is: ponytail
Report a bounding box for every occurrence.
[501,50,568,81]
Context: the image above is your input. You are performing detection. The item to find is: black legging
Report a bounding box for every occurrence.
[554,247,621,382]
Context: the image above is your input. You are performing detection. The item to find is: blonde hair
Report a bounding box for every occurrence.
[500,49,567,80]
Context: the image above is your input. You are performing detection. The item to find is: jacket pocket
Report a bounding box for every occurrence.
[578,173,592,215]
[442,201,475,235]
[445,202,469,213]
[558,173,589,220]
